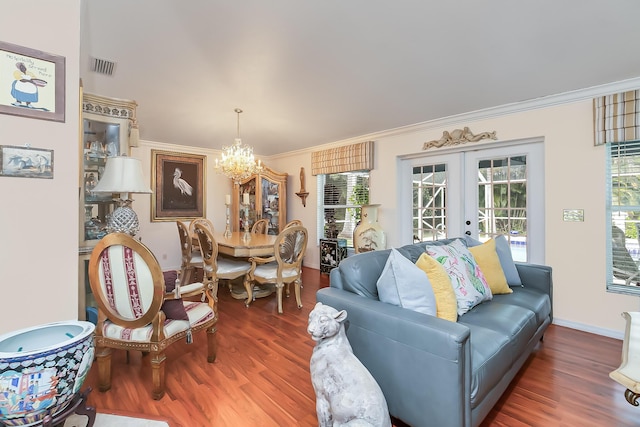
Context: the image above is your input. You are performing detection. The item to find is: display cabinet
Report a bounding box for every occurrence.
[232,166,288,235]
[78,91,138,320]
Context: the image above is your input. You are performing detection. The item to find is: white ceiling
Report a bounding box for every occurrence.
[80,0,640,156]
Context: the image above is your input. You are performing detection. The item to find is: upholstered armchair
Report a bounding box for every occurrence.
[88,232,217,400]
[244,225,308,313]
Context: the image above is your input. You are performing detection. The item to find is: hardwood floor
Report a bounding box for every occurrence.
[84,268,638,426]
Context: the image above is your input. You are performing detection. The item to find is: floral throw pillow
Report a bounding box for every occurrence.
[425,239,492,316]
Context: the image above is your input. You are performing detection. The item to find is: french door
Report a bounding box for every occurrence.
[401,139,544,263]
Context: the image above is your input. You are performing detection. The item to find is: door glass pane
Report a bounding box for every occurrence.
[261,178,280,234]
[477,155,528,261]
[413,163,447,242]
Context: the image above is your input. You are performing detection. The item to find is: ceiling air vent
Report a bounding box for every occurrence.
[90,57,116,76]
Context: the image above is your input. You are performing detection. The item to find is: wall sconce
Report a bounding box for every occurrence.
[295,167,309,207]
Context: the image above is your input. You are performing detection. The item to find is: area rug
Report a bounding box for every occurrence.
[63,413,169,427]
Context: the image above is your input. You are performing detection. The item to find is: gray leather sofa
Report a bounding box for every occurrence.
[316,239,552,427]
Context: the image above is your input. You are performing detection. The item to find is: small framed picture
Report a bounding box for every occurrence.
[151,150,206,221]
[0,41,65,122]
[0,145,54,179]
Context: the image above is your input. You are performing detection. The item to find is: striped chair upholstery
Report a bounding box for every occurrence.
[88,233,217,400]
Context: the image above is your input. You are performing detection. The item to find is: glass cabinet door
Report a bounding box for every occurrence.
[261,176,281,234]
[232,166,287,234]
[82,118,121,242]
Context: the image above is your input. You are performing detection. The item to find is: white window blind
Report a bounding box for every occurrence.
[316,171,369,246]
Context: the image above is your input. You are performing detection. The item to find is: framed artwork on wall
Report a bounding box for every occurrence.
[0,145,54,179]
[0,41,65,122]
[151,150,205,221]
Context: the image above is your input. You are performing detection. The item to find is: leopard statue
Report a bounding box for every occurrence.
[308,302,391,427]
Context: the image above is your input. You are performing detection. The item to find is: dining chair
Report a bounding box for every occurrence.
[251,218,269,234]
[88,232,217,400]
[189,218,214,237]
[284,219,303,229]
[244,225,308,314]
[177,220,204,284]
[193,222,252,300]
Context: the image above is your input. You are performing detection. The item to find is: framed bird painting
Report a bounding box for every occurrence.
[151,150,205,221]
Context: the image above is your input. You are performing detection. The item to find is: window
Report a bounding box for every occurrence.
[607,140,640,294]
[317,171,369,246]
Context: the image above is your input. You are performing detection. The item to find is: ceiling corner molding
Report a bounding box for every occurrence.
[323,76,640,147]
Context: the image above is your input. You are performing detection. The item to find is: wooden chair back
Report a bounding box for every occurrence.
[285,219,303,229]
[89,232,164,329]
[252,218,269,234]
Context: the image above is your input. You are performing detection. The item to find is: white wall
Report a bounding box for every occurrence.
[0,1,81,334]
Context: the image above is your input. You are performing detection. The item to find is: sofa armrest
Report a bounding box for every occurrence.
[316,287,473,427]
[515,262,553,319]
[515,262,552,294]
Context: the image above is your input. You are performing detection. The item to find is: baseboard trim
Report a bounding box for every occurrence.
[552,318,623,340]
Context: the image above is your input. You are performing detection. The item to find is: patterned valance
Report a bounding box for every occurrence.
[594,90,640,145]
[311,141,374,175]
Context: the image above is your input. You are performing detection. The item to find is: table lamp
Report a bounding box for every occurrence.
[91,156,152,236]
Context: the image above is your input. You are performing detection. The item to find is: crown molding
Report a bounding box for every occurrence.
[283,76,640,157]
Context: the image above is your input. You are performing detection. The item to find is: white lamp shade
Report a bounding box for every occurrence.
[92,156,152,194]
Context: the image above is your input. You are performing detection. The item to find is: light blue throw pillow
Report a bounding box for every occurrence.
[465,235,522,287]
[376,248,437,315]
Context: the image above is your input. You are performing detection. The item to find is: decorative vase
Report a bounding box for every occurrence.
[354,204,386,254]
[0,321,95,426]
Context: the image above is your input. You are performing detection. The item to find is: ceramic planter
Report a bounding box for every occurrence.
[0,321,95,426]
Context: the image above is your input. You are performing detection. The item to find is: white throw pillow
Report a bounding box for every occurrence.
[426,239,492,316]
[376,248,437,316]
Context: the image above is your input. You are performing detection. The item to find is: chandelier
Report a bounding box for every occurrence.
[215,108,262,184]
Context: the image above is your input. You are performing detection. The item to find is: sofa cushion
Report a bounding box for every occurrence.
[468,239,512,295]
[491,286,551,326]
[415,253,458,322]
[459,303,537,408]
[377,248,437,315]
[425,239,492,316]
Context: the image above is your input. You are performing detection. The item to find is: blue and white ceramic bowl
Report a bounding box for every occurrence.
[0,321,95,426]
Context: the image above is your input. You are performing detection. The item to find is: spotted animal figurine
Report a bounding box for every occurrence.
[308,302,391,427]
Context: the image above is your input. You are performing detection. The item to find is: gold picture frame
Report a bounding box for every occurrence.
[151,150,205,221]
[0,41,65,122]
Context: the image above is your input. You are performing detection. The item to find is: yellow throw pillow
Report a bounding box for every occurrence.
[415,253,458,322]
[468,239,512,295]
